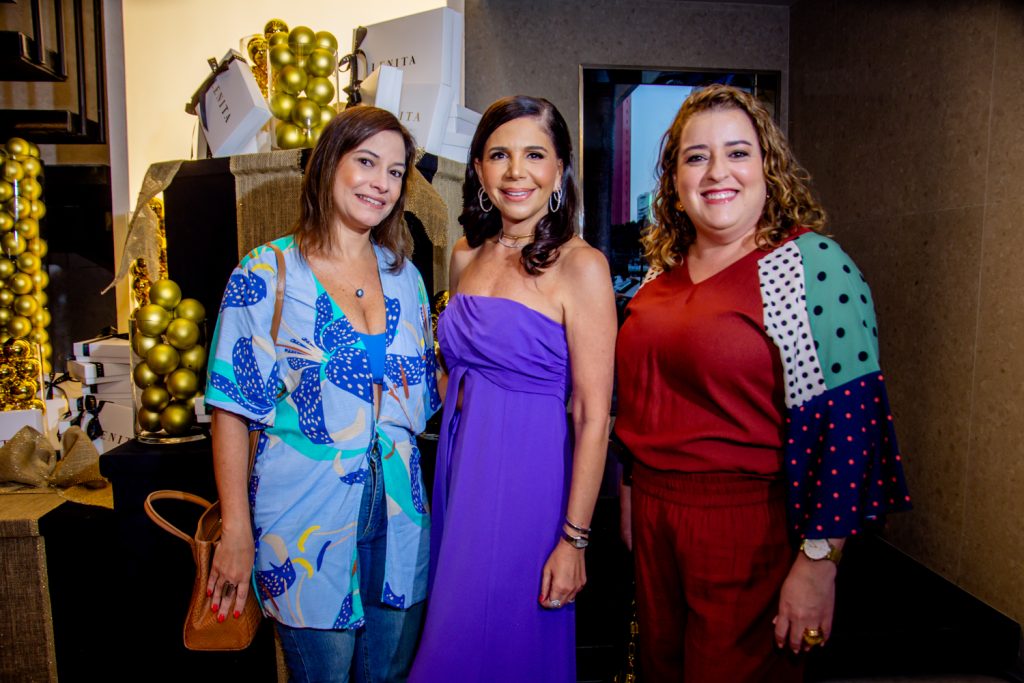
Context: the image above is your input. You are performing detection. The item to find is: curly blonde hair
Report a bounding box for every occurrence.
[643,84,827,271]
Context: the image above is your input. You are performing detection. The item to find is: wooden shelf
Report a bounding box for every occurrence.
[0,30,65,82]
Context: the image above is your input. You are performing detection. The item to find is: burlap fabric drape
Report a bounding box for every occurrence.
[103,160,183,293]
[429,156,466,292]
[0,426,112,508]
[230,150,304,259]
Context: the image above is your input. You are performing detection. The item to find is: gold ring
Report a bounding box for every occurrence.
[802,627,825,647]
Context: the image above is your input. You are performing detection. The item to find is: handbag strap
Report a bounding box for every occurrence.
[143,490,215,545]
[246,242,287,477]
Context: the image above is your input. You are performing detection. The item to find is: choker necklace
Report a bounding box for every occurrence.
[497,230,535,248]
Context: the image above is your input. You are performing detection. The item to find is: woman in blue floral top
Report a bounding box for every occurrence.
[205,106,441,682]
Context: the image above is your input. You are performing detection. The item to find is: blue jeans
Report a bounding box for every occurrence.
[277,453,425,683]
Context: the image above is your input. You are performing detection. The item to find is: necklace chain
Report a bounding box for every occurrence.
[497,230,535,249]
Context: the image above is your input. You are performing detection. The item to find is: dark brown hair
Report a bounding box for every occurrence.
[645,84,827,271]
[293,105,416,272]
[460,95,580,275]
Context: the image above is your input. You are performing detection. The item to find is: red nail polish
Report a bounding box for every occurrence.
[207,588,213,597]
[217,613,226,623]
[233,610,241,619]
[211,603,219,612]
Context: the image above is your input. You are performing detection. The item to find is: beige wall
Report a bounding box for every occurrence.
[790,0,1024,624]
[464,0,790,156]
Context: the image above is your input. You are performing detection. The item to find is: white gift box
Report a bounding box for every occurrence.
[400,83,453,156]
[447,104,480,137]
[359,65,404,117]
[195,51,272,158]
[362,8,463,92]
[72,335,131,363]
[68,359,130,385]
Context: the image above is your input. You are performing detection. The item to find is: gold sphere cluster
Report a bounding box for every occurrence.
[129,197,168,308]
[257,19,339,150]
[0,337,43,411]
[0,137,50,375]
[131,278,207,436]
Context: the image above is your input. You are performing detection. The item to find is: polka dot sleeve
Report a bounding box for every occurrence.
[759,232,911,539]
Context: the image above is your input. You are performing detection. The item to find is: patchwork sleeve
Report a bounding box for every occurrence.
[204,243,283,427]
[759,232,911,540]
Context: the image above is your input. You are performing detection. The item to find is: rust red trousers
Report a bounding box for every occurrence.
[632,464,803,682]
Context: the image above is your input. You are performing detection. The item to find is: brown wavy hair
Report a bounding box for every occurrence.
[293,105,416,272]
[644,84,827,271]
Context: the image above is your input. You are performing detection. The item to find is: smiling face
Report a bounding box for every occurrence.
[674,107,767,246]
[473,115,563,234]
[331,130,407,234]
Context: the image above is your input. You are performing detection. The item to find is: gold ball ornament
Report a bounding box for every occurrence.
[0,338,25,357]
[0,289,13,308]
[6,196,30,218]
[135,303,171,336]
[269,44,295,70]
[30,307,48,327]
[0,308,10,326]
[166,317,199,350]
[150,279,182,310]
[0,180,12,202]
[40,341,51,359]
[5,138,30,156]
[247,36,268,63]
[3,159,24,182]
[306,76,335,105]
[2,231,26,256]
[132,331,159,357]
[319,104,336,128]
[166,367,199,399]
[269,91,298,121]
[7,315,30,338]
[264,19,289,38]
[31,270,48,289]
[18,358,39,380]
[287,26,316,56]
[133,360,160,389]
[146,343,180,375]
[306,125,325,148]
[19,157,42,178]
[294,55,308,71]
[33,290,46,308]
[275,122,305,150]
[137,408,162,432]
[314,31,338,55]
[29,201,45,221]
[291,98,320,129]
[306,49,336,78]
[9,272,32,295]
[41,359,51,374]
[0,213,13,232]
[174,298,206,323]
[0,258,14,279]
[140,385,170,412]
[0,363,13,382]
[17,178,41,200]
[13,294,37,317]
[16,251,40,274]
[28,327,47,345]
[278,65,307,95]
[268,31,289,48]
[14,218,38,240]
[27,237,47,257]
[160,402,195,435]
[11,379,36,402]
[179,344,207,373]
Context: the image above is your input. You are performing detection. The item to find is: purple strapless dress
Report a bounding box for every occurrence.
[409,294,574,683]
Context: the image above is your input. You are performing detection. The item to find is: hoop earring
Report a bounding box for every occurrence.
[477,186,493,213]
[549,189,562,213]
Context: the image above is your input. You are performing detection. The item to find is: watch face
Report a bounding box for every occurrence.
[802,539,830,560]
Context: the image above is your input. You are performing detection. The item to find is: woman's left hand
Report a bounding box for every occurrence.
[773,554,837,653]
[539,541,586,609]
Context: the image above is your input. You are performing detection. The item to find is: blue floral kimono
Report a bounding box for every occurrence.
[205,236,441,629]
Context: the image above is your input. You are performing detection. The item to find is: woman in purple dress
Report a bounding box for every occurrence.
[409,96,616,682]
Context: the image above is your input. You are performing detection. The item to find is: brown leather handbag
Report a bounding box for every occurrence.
[143,243,286,651]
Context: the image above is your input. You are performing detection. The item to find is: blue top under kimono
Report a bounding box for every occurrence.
[205,236,441,629]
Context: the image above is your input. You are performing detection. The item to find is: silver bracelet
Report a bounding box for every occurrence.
[564,517,592,535]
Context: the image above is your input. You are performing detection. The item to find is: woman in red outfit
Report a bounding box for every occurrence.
[614,84,910,681]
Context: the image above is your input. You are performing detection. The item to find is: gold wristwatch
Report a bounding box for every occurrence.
[800,538,842,564]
